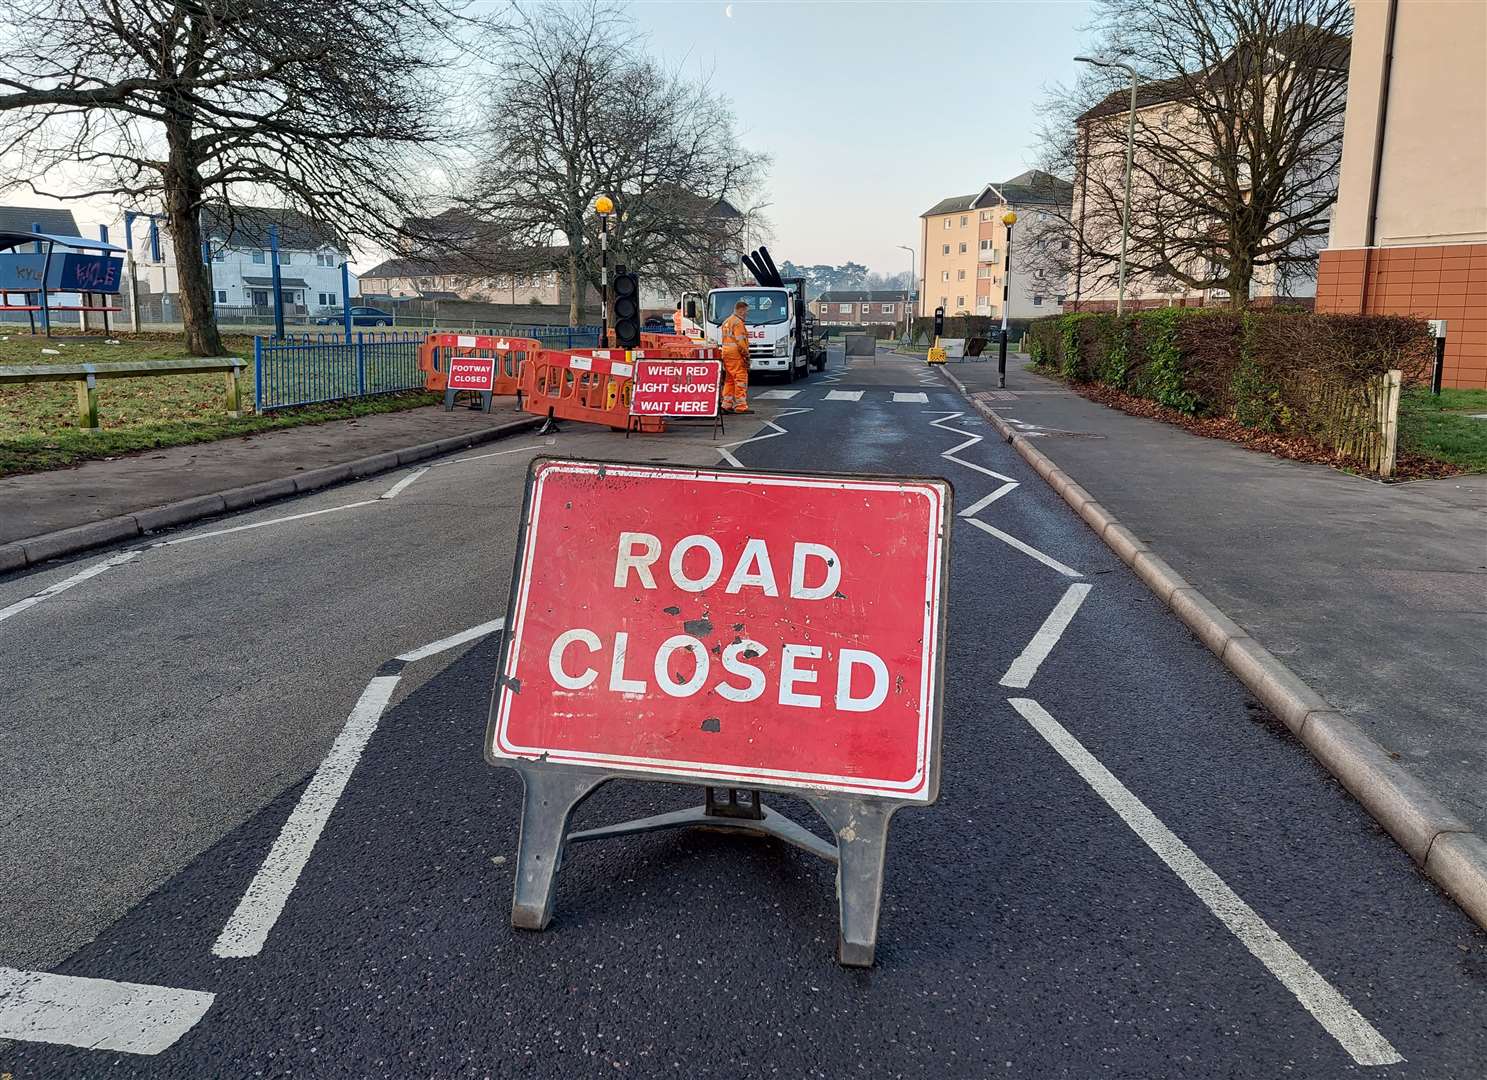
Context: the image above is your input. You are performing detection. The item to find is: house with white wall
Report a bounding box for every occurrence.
[127,205,357,318]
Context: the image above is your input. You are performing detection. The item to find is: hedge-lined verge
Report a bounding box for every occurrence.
[1026,309,1440,477]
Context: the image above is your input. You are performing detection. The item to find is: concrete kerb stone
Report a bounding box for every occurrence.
[1299,710,1471,865]
[220,477,297,511]
[936,360,1487,932]
[1168,586,1250,656]
[0,543,27,574]
[134,494,228,534]
[1221,636,1333,734]
[1425,833,1487,928]
[21,516,141,565]
[293,463,355,493]
[3,416,544,573]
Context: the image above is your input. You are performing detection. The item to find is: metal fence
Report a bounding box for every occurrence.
[251,325,604,412]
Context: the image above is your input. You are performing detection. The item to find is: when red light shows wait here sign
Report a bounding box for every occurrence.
[629,358,721,417]
[489,459,951,801]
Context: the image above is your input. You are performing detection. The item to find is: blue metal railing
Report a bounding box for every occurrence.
[251,325,603,411]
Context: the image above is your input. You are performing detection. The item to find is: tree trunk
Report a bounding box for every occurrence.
[163,120,223,356]
[566,241,582,327]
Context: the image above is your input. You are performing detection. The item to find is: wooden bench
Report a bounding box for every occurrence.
[0,357,248,432]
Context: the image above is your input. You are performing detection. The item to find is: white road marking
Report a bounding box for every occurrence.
[212,674,401,958]
[957,483,1019,517]
[824,389,864,401]
[213,617,507,958]
[379,466,429,500]
[893,392,929,402]
[964,516,1083,578]
[927,412,1018,483]
[755,389,802,400]
[0,967,215,1055]
[1007,698,1404,1067]
[716,407,813,469]
[434,443,549,467]
[162,500,379,546]
[396,616,507,662]
[0,550,139,626]
[999,582,1093,687]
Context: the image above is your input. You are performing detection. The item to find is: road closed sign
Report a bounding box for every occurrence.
[489,459,951,801]
[630,358,722,418]
[448,355,497,392]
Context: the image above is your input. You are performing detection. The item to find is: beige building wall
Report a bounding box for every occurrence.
[1329,0,1487,250]
[920,205,1050,318]
[921,209,981,315]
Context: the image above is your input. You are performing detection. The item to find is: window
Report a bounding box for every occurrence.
[317,252,335,267]
[956,269,966,280]
[251,250,265,264]
[215,290,226,303]
[839,303,852,314]
[980,211,992,222]
[212,248,224,262]
[940,270,950,282]
[943,218,952,230]
[980,239,993,252]
[956,295,965,307]
[1057,295,1068,304]
[317,292,338,306]
[941,244,949,255]
[280,252,292,265]
[959,215,968,227]
[1032,295,1044,306]
[938,296,947,309]
[880,303,894,314]
[958,243,967,254]
[977,267,992,279]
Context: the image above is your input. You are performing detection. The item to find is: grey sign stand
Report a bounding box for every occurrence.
[501,757,907,966]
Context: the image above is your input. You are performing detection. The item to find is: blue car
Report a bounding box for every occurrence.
[314,306,394,327]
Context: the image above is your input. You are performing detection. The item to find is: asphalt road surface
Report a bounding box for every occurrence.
[2,348,1483,1078]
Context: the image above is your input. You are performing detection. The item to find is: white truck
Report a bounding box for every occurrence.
[682,247,826,381]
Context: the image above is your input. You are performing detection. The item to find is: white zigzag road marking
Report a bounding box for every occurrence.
[716,408,814,469]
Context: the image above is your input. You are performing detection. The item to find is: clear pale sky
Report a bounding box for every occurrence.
[632,0,1095,274]
[1,1,1097,276]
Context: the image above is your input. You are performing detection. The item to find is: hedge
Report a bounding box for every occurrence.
[1025,309,1432,446]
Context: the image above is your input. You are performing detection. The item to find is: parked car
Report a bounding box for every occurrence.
[314,306,394,327]
[642,315,669,331]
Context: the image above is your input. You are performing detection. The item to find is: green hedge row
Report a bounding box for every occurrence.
[1025,309,1432,436]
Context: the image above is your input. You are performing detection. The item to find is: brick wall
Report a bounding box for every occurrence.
[1315,244,1487,389]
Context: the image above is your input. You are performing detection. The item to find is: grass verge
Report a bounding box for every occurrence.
[1398,388,1487,473]
[0,331,437,476]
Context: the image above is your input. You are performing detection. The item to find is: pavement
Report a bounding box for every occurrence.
[2,349,1484,1077]
[936,354,1487,848]
[0,403,531,544]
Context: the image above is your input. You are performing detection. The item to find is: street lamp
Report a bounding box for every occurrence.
[997,210,1017,388]
[896,244,915,341]
[1076,55,1139,317]
[594,195,614,344]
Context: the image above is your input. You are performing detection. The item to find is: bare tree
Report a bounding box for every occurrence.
[0,0,465,354]
[1031,0,1351,308]
[465,0,766,326]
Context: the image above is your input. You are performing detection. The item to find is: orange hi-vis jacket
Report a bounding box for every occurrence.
[721,313,750,360]
[672,308,686,335]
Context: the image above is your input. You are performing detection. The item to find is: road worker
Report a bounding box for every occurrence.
[673,302,686,336]
[720,299,751,413]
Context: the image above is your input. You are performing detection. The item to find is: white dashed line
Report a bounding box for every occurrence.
[379,467,430,500]
[0,966,215,1055]
[161,501,379,546]
[999,582,1093,687]
[212,618,507,959]
[893,392,929,402]
[824,390,864,401]
[1007,698,1404,1067]
[755,389,802,400]
[0,550,140,626]
[963,517,1083,578]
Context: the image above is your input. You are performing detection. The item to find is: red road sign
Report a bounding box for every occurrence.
[489,459,951,801]
[630,358,722,418]
[448,355,497,392]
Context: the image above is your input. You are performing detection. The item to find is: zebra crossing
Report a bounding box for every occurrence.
[756,388,934,403]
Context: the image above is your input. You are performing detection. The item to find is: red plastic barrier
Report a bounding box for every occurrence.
[519,348,665,433]
[419,333,541,394]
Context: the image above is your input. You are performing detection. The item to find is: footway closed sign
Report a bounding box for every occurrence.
[490,459,951,800]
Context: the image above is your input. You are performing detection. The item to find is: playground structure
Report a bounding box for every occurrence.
[0,226,125,335]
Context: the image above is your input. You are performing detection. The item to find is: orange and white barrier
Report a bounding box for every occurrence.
[418,333,541,395]
[519,348,665,433]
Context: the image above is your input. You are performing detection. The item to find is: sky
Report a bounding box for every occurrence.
[0,0,1097,277]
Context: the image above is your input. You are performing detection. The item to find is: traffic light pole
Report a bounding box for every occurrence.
[998,218,1013,389]
[599,213,610,348]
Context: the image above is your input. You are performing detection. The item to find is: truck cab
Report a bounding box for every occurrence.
[702,287,798,377]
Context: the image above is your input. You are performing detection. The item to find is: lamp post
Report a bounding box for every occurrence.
[1076,55,1139,317]
[896,244,915,341]
[594,194,614,345]
[997,210,1017,388]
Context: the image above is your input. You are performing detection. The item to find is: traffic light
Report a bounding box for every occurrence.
[613,267,640,348]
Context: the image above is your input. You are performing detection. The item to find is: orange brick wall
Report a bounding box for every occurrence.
[1315,244,1487,388]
